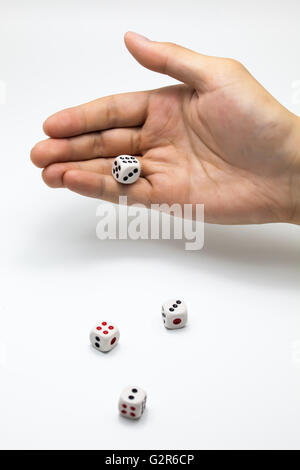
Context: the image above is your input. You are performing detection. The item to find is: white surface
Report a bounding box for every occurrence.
[0,0,300,450]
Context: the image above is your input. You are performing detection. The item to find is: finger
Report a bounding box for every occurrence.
[124,31,212,91]
[42,159,113,188]
[62,169,152,205]
[43,90,149,138]
[31,127,142,168]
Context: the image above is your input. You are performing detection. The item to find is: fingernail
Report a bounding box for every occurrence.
[128,31,150,41]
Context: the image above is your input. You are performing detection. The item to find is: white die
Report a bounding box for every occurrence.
[162,299,187,329]
[90,321,120,352]
[112,155,140,184]
[118,386,147,420]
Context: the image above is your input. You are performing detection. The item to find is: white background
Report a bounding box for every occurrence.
[0,0,300,450]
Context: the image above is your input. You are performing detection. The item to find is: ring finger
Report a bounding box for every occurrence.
[31,127,143,169]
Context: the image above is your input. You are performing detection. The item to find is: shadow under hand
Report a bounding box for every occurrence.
[20,199,300,290]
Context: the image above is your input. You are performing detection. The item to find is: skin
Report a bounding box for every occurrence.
[31,31,300,224]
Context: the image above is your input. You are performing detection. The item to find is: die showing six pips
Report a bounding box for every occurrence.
[112,155,141,184]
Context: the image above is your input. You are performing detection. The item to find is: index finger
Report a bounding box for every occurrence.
[43,90,150,138]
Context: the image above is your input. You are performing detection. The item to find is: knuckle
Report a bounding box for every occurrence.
[224,57,245,71]
[98,174,106,198]
[92,132,105,156]
[105,95,119,127]
[130,131,141,154]
[42,166,57,188]
[208,57,247,88]
[163,41,176,49]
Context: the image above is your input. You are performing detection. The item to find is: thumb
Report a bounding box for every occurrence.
[124,31,211,91]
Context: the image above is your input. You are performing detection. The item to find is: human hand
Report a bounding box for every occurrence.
[31,32,300,224]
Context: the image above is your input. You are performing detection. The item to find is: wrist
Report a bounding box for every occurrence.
[287,116,300,225]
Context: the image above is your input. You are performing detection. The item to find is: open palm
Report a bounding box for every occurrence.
[31,32,300,224]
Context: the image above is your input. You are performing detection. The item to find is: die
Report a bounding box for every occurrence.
[112,155,140,184]
[161,299,187,329]
[89,321,120,352]
[118,385,147,420]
